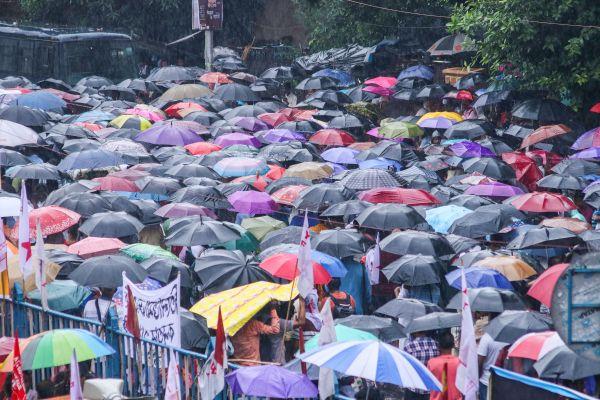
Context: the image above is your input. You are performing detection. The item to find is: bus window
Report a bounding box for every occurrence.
[63,40,136,84]
[35,43,54,79]
[0,38,17,76]
[18,40,34,76]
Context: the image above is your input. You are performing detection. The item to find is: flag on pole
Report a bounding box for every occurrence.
[192,0,201,30]
[18,183,32,278]
[0,219,7,273]
[456,268,479,400]
[125,284,141,342]
[11,332,26,400]
[34,219,48,310]
[297,211,314,297]
[70,349,83,400]
[165,351,181,400]
[199,307,226,400]
[318,299,337,399]
[365,233,381,285]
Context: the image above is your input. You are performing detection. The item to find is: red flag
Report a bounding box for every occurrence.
[125,285,141,342]
[214,307,225,366]
[11,332,26,400]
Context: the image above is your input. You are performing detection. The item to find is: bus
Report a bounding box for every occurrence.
[0,23,137,85]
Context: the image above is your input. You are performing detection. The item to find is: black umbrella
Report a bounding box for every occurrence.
[552,159,600,176]
[511,99,575,123]
[52,192,112,217]
[506,226,580,250]
[320,200,372,223]
[345,85,377,102]
[76,75,113,88]
[406,312,461,334]
[0,105,50,128]
[0,148,29,167]
[180,309,210,351]
[327,114,366,130]
[537,174,585,190]
[216,182,257,197]
[165,219,240,246]
[194,249,273,293]
[6,163,62,180]
[44,181,99,206]
[62,139,101,153]
[341,169,402,190]
[382,254,443,286]
[355,140,407,162]
[276,120,322,134]
[260,66,294,81]
[140,256,193,288]
[472,90,511,108]
[476,204,526,220]
[533,347,600,380]
[477,138,513,155]
[44,123,96,139]
[416,84,447,100]
[447,194,495,210]
[447,288,526,312]
[79,211,144,238]
[165,164,219,180]
[335,315,405,341]
[295,77,337,91]
[69,254,147,288]
[213,57,246,72]
[455,73,487,90]
[183,111,222,126]
[293,183,354,212]
[47,249,84,279]
[380,230,454,259]
[430,186,461,203]
[392,89,418,102]
[99,85,137,101]
[214,83,260,102]
[37,78,74,92]
[448,210,513,239]
[394,78,430,90]
[375,298,442,326]
[259,143,313,163]
[485,310,553,343]
[170,185,230,209]
[260,226,303,251]
[98,193,143,219]
[444,120,495,140]
[579,230,600,251]
[130,199,162,225]
[503,124,533,139]
[356,204,427,231]
[117,78,161,93]
[311,229,365,258]
[462,157,516,180]
[221,104,268,119]
[146,66,194,82]
[445,234,480,254]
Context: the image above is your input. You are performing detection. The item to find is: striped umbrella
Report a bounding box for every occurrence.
[298,340,441,391]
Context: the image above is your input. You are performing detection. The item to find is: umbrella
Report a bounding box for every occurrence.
[28,280,91,312]
[27,206,80,237]
[507,331,564,361]
[375,122,423,139]
[215,132,261,148]
[447,288,526,312]
[260,226,303,250]
[520,124,571,148]
[296,77,337,91]
[310,129,355,146]
[552,159,600,175]
[165,219,240,246]
[57,149,123,171]
[0,120,38,147]
[382,254,443,286]
[261,66,294,80]
[450,141,496,158]
[171,185,230,209]
[164,164,218,180]
[511,99,574,123]
[79,211,144,238]
[448,210,513,238]
[445,267,513,290]
[485,310,553,343]
[526,263,569,307]
[228,191,278,215]
[77,75,113,88]
[447,194,494,210]
[154,202,217,219]
[135,122,202,146]
[321,200,372,223]
[304,325,377,351]
[139,256,193,288]
[194,249,273,293]
[259,252,331,284]
[397,65,434,81]
[358,188,440,206]
[375,298,442,325]
[321,147,359,164]
[6,163,62,180]
[474,256,537,281]
[69,254,147,288]
[51,193,112,217]
[11,91,66,112]
[506,226,580,249]
[425,205,473,234]
[213,157,268,178]
[92,176,140,192]
[311,229,365,258]
[537,174,585,190]
[416,85,448,100]
[214,83,259,102]
[406,312,461,334]
[380,230,454,259]
[283,162,333,181]
[226,365,318,398]
[341,169,402,190]
[298,340,440,390]
[67,237,126,259]
[294,183,353,212]
[462,157,516,180]
[356,204,427,231]
[428,33,473,56]
[271,185,307,206]
[509,192,576,212]
[120,243,177,262]
[258,244,347,278]
[0,105,49,127]
[533,346,600,380]
[571,127,600,150]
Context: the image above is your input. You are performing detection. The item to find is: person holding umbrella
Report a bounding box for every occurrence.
[230,301,281,366]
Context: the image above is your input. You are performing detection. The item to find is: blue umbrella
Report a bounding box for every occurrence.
[425,205,473,234]
[11,92,66,112]
[311,249,347,278]
[298,340,442,390]
[57,149,124,171]
[312,69,354,87]
[358,157,401,170]
[321,147,360,165]
[445,267,514,290]
[73,110,115,123]
[397,65,434,81]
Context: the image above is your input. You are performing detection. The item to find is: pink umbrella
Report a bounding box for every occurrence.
[362,85,394,97]
[124,108,164,122]
[364,76,397,88]
[227,191,279,215]
[230,116,269,132]
[154,202,217,219]
[465,182,525,198]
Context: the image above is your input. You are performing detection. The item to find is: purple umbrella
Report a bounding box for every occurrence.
[570,147,600,160]
[326,162,347,174]
[154,202,218,219]
[214,132,261,148]
[465,182,525,198]
[321,147,360,164]
[227,190,279,215]
[230,116,269,132]
[571,127,600,150]
[256,129,306,144]
[134,122,203,146]
[366,127,381,138]
[450,140,496,158]
[225,365,318,398]
[417,116,454,130]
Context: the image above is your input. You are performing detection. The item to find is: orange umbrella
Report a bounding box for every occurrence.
[540,217,591,234]
[520,124,571,148]
[200,72,232,85]
[185,142,222,155]
[271,185,308,205]
[265,165,286,180]
[309,129,355,146]
[475,255,537,281]
[258,113,290,128]
[294,109,319,121]
[348,142,376,151]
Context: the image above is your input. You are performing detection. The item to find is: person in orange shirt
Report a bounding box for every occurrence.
[319,279,356,318]
[231,302,280,366]
[427,332,462,400]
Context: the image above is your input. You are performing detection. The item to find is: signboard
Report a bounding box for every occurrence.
[193,0,223,31]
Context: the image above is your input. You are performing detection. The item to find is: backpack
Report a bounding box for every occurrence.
[330,293,355,318]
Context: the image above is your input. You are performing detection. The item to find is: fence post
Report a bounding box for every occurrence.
[105,311,121,379]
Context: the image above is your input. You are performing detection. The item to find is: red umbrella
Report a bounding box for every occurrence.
[309,129,355,146]
[199,72,232,85]
[265,165,286,180]
[294,109,319,121]
[525,150,563,170]
[507,331,563,360]
[67,236,126,259]
[364,76,397,88]
[232,174,272,191]
[279,108,304,119]
[92,176,140,192]
[258,113,291,128]
[520,124,571,148]
[74,122,103,132]
[509,192,576,212]
[28,206,80,237]
[527,263,569,307]
[185,142,222,155]
[502,152,542,191]
[260,253,331,284]
[590,102,600,114]
[271,185,308,205]
[357,188,441,206]
[165,102,206,118]
[108,169,150,182]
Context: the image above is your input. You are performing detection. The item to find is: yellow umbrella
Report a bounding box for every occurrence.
[190,281,298,335]
[474,255,537,281]
[417,111,463,124]
[158,84,213,102]
[283,162,333,180]
[109,114,152,131]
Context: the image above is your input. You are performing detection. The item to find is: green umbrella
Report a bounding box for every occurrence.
[28,280,91,312]
[120,243,178,262]
[241,216,286,241]
[378,121,423,139]
[220,222,260,253]
[304,324,377,351]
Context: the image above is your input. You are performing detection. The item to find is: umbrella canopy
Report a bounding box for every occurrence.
[537,174,585,190]
[7,163,62,180]
[462,157,515,180]
[474,255,537,281]
[69,254,147,288]
[227,191,278,215]
[260,252,331,284]
[165,219,240,246]
[382,254,443,286]
[447,288,526,312]
[51,192,112,217]
[356,204,428,231]
[0,120,38,147]
[380,230,454,259]
[506,226,580,249]
[226,365,318,398]
[533,346,600,380]
[375,298,442,326]
[67,237,126,259]
[425,205,473,234]
[526,263,569,307]
[509,192,576,212]
[341,168,402,190]
[446,267,513,290]
[310,129,355,146]
[27,206,80,237]
[507,331,564,361]
[485,310,553,343]
[311,229,365,258]
[520,124,571,148]
[406,312,461,334]
[358,188,440,206]
[294,183,353,212]
[79,211,144,238]
[57,149,123,171]
[28,280,91,312]
[139,256,193,288]
[214,83,260,102]
[305,324,377,351]
[511,99,574,123]
[120,243,177,262]
[135,122,202,146]
[448,210,513,238]
[298,340,441,390]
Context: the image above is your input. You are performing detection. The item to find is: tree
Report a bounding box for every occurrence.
[449,0,600,110]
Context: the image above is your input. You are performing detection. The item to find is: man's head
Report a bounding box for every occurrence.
[438,331,455,353]
[328,278,341,292]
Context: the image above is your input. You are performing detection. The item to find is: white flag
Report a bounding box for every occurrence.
[0,219,7,273]
[165,352,181,400]
[297,211,314,297]
[70,349,83,400]
[365,233,381,285]
[318,299,337,400]
[35,220,48,310]
[456,268,479,400]
[18,183,32,278]
[192,0,200,30]
[199,307,226,400]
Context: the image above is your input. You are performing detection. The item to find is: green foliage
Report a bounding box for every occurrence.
[449,0,600,110]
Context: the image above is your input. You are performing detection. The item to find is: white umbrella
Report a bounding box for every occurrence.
[0,120,38,147]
